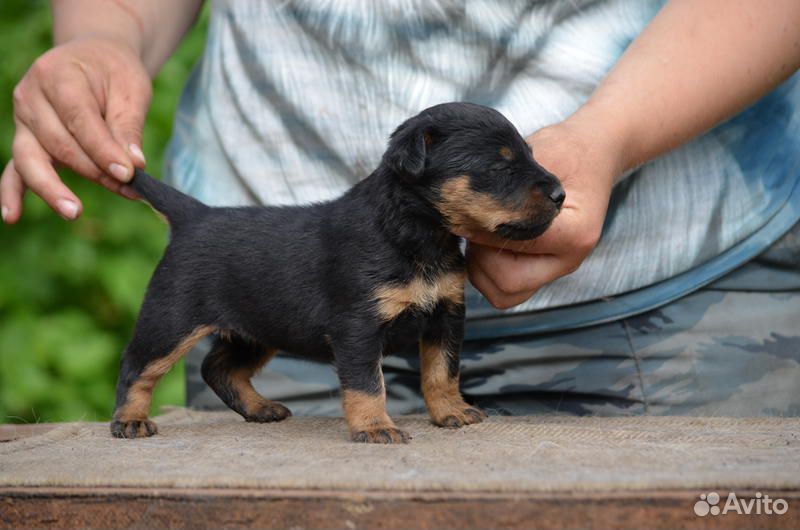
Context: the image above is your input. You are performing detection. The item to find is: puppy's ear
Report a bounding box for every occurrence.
[383,115,436,182]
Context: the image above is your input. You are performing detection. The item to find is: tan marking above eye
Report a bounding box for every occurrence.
[499,146,514,160]
[436,175,529,232]
[373,270,466,322]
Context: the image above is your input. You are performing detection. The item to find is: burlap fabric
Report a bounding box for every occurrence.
[1,409,798,493]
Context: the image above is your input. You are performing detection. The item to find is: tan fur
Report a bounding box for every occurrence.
[374,270,466,322]
[230,348,277,414]
[420,340,467,422]
[342,389,396,433]
[499,146,514,160]
[437,175,534,232]
[114,325,215,421]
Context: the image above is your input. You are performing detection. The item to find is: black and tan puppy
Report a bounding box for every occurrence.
[111,102,564,443]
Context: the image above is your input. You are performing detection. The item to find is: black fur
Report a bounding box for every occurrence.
[111,102,563,442]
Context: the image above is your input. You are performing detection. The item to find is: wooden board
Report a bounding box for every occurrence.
[2,487,798,530]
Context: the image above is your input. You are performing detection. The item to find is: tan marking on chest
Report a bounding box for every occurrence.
[374,270,466,322]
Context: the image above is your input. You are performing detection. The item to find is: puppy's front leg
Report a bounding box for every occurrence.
[336,339,410,444]
[421,302,487,428]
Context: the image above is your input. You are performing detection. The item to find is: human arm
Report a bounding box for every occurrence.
[1,0,203,223]
[460,0,800,309]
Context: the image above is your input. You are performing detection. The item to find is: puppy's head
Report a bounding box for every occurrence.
[383,102,564,240]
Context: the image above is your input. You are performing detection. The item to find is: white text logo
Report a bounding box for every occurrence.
[694,492,788,517]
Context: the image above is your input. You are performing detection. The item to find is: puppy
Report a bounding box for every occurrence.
[111,102,564,443]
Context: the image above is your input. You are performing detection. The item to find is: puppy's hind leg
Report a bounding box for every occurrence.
[112,321,215,439]
[201,334,291,423]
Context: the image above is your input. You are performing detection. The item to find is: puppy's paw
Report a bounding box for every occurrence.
[110,419,158,439]
[433,406,487,429]
[351,426,411,444]
[244,401,292,423]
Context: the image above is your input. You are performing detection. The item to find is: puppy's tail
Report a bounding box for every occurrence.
[130,168,209,227]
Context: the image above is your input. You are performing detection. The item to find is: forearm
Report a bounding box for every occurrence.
[569,0,800,176]
[51,0,203,77]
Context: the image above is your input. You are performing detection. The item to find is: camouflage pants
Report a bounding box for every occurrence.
[187,224,800,417]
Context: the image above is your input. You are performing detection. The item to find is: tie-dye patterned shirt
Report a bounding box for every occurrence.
[165,0,800,336]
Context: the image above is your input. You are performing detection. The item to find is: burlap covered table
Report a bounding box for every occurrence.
[1,409,798,529]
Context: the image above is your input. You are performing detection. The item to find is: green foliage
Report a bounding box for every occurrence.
[0,1,209,423]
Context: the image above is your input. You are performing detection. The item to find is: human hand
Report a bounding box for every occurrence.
[1,36,152,223]
[455,117,623,309]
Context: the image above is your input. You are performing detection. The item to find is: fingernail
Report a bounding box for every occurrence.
[109,162,130,181]
[120,185,140,200]
[129,144,146,165]
[56,198,79,220]
[1,206,8,223]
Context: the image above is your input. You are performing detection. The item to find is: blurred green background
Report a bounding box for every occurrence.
[0,2,208,423]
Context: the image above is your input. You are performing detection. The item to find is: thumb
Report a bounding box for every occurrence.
[106,77,151,169]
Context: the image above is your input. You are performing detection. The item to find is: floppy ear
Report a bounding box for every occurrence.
[383,115,435,182]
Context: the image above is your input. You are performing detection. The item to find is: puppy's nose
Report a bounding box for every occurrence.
[549,186,566,207]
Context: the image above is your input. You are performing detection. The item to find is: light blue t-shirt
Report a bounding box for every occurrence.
[165,0,800,338]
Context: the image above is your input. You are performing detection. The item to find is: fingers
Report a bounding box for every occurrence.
[11,124,82,221]
[468,260,537,309]
[466,243,574,309]
[106,74,151,168]
[13,91,132,194]
[14,92,138,200]
[6,40,151,223]
[40,71,134,183]
[0,161,25,224]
